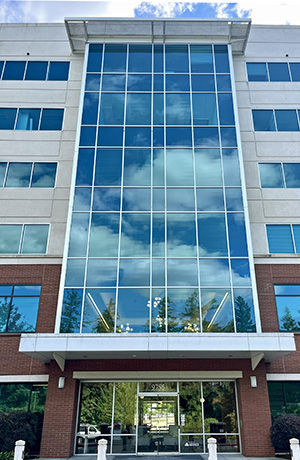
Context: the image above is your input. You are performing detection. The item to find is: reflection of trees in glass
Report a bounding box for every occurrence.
[92,298,116,333]
[202,297,234,332]
[60,290,81,332]
[235,296,255,332]
[280,307,300,332]
[0,297,33,332]
[180,290,200,333]
[179,382,202,433]
[151,296,180,333]
[114,382,137,433]
[80,383,113,429]
[203,382,237,433]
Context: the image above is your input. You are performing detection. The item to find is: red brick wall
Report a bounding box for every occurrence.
[40,358,274,458]
[0,264,61,376]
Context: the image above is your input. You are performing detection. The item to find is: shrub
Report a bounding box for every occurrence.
[271,414,300,452]
[0,411,40,453]
[0,452,14,460]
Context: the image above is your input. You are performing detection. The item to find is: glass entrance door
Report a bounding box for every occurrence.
[138,396,179,453]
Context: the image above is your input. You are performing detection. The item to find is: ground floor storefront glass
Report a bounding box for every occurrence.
[75,380,240,454]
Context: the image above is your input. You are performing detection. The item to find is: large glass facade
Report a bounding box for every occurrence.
[76,380,239,454]
[60,43,256,334]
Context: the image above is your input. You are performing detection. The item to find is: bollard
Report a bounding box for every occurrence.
[290,438,300,460]
[97,438,108,460]
[207,437,218,460]
[14,440,25,460]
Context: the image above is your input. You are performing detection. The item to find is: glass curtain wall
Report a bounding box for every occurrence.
[61,43,256,334]
[75,380,239,454]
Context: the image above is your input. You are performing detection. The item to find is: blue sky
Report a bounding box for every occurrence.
[0,1,298,24]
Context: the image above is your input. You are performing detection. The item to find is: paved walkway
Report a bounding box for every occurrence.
[40,455,279,460]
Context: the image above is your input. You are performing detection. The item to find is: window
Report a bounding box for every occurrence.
[259,163,300,188]
[0,162,57,188]
[253,109,300,131]
[268,381,300,418]
[247,62,300,82]
[274,284,300,332]
[0,224,49,254]
[266,224,300,254]
[0,60,70,81]
[0,108,64,130]
[0,285,41,332]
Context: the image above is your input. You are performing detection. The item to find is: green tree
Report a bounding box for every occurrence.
[280,306,299,332]
[180,290,200,333]
[234,296,256,332]
[60,290,81,332]
[0,298,31,333]
[202,297,234,332]
[93,298,116,333]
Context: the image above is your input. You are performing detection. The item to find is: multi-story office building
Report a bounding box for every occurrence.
[0,17,300,458]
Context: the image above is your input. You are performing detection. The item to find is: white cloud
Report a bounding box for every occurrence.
[136,2,195,18]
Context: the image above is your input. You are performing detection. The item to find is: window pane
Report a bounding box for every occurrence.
[73,187,92,211]
[214,45,230,73]
[292,225,300,253]
[198,214,228,256]
[3,61,26,80]
[167,188,195,211]
[60,288,82,333]
[193,94,217,125]
[203,382,237,432]
[95,149,122,186]
[40,109,64,130]
[166,94,191,125]
[86,260,118,287]
[16,108,40,130]
[247,63,268,82]
[259,163,284,188]
[274,285,300,296]
[0,163,7,187]
[5,163,32,187]
[103,44,127,72]
[222,149,241,186]
[190,45,213,73]
[196,188,224,211]
[153,93,164,125]
[166,127,192,147]
[195,149,222,186]
[21,225,49,254]
[97,127,123,146]
[284,163,300,188]
[119,259,150,286]
[179,382,202,433]
[202,289,233,332]
[234,289,256,332]
[0,108,17,129]
[0,62,3,77]
[153,188,164,211]
[216,75,232,92]
[128,44,152,73]
[126,93,151,125]
[167,214,197,257]
[65,258,86,287]
[151,289,166,331]
[123,188,151,211]
[218,94,235,125]
[123,149,151,186]
[194,127,219,147]
[125,127,151,147]
[220,127,237,147]
[167,259,198,286]
[153,127,164,147]
[127,74,151,91]
[152,259,165,287]
[153,149,164,186]
[168,288,200,332]
[25,61,48,80]
[0,297,11,332]
[276,294,300,332]
[48,62,70,81]
[191,74,215,92]
[87,44,103,72]
[166,74,190,92]
[80,126,96,146]
[166,149,194,186]
[117,288,150,333]
[7,296,40,332]
[252,110,276,131]
[102,74,125,91]
[68,213,90,257]
[0,225,22,254]
[153,214,165,257]
[154,45,163,73]
[93,188,121,211]
[165,45,189,73]
[199,259,230,287]
[113,382,137,437]
[227,213,248,257]
[275,110,299,131]
[31,163,57,188]
[99,93,124,125]
[154,74,163,91]
[82,93,99,125]
[76,148,94,186]
[13,285,41,296]
[231,259,251,286]
[267,224,294,254]
[290,63,300,82]
[82,289,116,333]
[89,213,119,257]
[268,63,290,82]
[120,214,150,257]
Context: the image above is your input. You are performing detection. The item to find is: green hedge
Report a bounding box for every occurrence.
[0,411,42,453]
[271,414,300,452]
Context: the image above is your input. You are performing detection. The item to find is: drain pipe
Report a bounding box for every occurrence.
[207,437,218,460]
[98,438,108,460]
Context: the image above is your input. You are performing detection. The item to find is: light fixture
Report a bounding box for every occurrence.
[250,376,257,388]
[58,377,65,389]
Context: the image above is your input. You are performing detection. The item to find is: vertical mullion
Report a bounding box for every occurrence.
[37,108,43,131]
[150,43,154,333]
[163,43,168,332]
[3,162,9,187]
[45,61,50,81]
[266,62,271,82]
[281,163,287,188]
[234,380,242,453]
[13,108,19,131]
[273,109,278,131]
[291,224,297,254]
[19,224,25,254]
[136,382,140,454]
[23,61,28,81]
[201,382,205,453]
[188,43,202,333]
[29,162,34,188]
[110,382,116,454]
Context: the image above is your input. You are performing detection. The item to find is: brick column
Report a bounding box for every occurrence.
[40,361,79,458]
[238,360,275,457]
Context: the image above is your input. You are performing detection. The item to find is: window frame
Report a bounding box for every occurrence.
[0,60,70,81]
[266,224,300,254]
[246,61,300,82]
[274,284,300,333]
[258,162,300,189]
[0,224,50,255]
[252,109,300,132]
[0,162,57,188]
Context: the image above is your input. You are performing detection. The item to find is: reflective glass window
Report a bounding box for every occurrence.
[82,289,116,332]
[216,75,232,92]
[292,225,300,253]
[167,214,197,257]
[5,163,32,187]
[234,289,256,332]
[86,260,118,287]
[120,214,150,257]
[203,382,237,432]
[103,44,127,72]
[123,188,151,211]
[0,163,7,187]
[153,93,164,125]
[0,225,22,254]
[65,259,86,287]
[95,149,122,186]
[220,127,237,147]
[167,188,195,211]
[128,44,152,73]
[97,127,123,146]
[151,289,166,331]
[199,259,230,287]
[119,259,150,286]
[222,149,241,186]
[93,188,121,211]
[80,126,96,146]
[0,62,3,77]
[153,149,164,186]
[152,259,165,287]
[153,127,164,147]
[126,93,151,125]
[82,93,99,125]
[191,74,215,92]
[246,63,268,82]
[166,94,191,125]
[117,288,150,333]
[87,44,103,72]
[197,214,228,257]
[68,213,90,257]
[21,225,49,254]
[275,284,300,332]
[99,93,125,125]
[266,224,294,254]
[268,63,290,82]
[73,187,92,211]
[190,45,213,73]
[290,63,300,82]
[89,213,119,257]
[167,259,198,286]
[227,213,248,257]
[40,108,64,130]
[16,108,40,130]
[165,45,189,73]
[0,108,17,129]
[154,74,163,91]
[214,45,230,73]
[113,382,137,435]
[167,289,200,332]
[166,149,194,186]
[102,74,125,91]
[284,163,300,188]
[125,127,151,147]
[127,74,151,92]
[123,149,151,186]
[196,188,224,211]
[153,188,165,211]
[25,61,48,80]
[202,289,233,332]
[195,149,222,186]
[218,94,235,125]
[60,289,83,332]
[166,127,192,147]
[152,214,165,257]
[166,74,190,92]
[192,94,217,125]
[31,162,57,188]
[225,188,243,211]
[259,163,284,188]
[48,61,70,81]
[154,45,163,72]
[231,259,251,287]
[194,127,219,147]
[275,110,299,131]
[76,148,95,186]
[2,61,25,80]
[252,110,276,131]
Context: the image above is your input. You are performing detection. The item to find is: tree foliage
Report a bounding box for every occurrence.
[271,414,300,452]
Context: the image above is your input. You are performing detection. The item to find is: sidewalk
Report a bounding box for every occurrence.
[40,455,279,460]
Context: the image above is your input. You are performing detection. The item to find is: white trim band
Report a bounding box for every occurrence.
[0,374,49,383]
[267,373,300,381]
[73,371,243,380]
